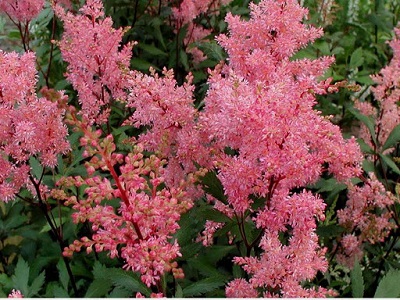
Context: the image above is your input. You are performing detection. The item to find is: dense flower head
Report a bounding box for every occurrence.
[337,173,396,267]
[226,278,259,298]
[54,119,193,287]
[190,0,363,296]
[0,0,44,22]
[356,23,400,152]
[125,68,209,196]
[233,191,331,297]
[0,51,70,202]
[55,0,133,124]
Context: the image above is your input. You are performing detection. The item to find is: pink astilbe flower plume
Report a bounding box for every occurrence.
[0,0,44,23]
[124,67,209,198]
[192,0,363,296]
[0,51,70,202]
[337,173,397,267]
[55,0,134,124]
[355,23,400,153]
[53,112,194,288]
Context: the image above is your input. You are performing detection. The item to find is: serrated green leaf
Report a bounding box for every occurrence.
[29,156,43,179]
[138,43,167,57]
[382,124,400,151]
[57,259,69,292]
[349,47,364,68]
[351,260,364,298]
[50,285,69,298]
[108,286,133,298]
[347,105,378,146]
[108,269,150,296]
[182,277,226,297]
[40,217,67,233]
[175,284,183,298]
[12,258,30,297]
[374,269,400,298]
[198,206,232,223]
[28,271,45,297]
[379,153,400,175]
[84,278,113,298]
[201,170,227,204]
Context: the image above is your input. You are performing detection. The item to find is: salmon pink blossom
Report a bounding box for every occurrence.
[55,0,133,124]
[0,51,70,202]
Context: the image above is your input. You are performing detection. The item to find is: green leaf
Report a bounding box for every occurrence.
[138,43,167,57]
[201,170,227,204]
[28,271,45,297]
[175,283,183,298]
[350,260,364,298]
[197,206,232,223]
[374,269,400,298]
[84,278,113,297]
[131,58,156,72]
[357,138,375,154]
[347,105,378,146]
[379,153,400,175]
[349,47,364,68]
[57,259,69,292]
[11,258,30,297]
[382,124,400,151]
[108,269,150,296]
[40,217,67,233]
[182,276,226,297]
[29,156,43,179]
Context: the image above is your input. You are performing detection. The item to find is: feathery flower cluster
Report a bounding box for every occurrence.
[53,116,193,288]
[0,51,70,202]
[337,173,396,267]
[191,0,363,296]
[55,0,133,124]
[124,68,208,196]
[355,24,400,152]
[0,0,44,22]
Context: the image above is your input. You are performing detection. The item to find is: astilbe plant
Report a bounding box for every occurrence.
[192,0,363,297]
[51,0,204,292]
[54,0,134,125]
[2,0,399,298]
[337,23,400,268]
[337,173,396,268]
[355,23,400,153]
[0,50,70,202]
[52,112,194,288]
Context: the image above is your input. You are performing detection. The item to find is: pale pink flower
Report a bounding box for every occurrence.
[8,289,23,298]
[0,0,44,22]
[54,122,192,287]
[337,173,396,267]
[0,51,69,202]
[226,278,259,298]
[190,0,362,296]
[336,234,363,268]
[356,24,400,152]
[55,0,133,124]
[124,68,208,198]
